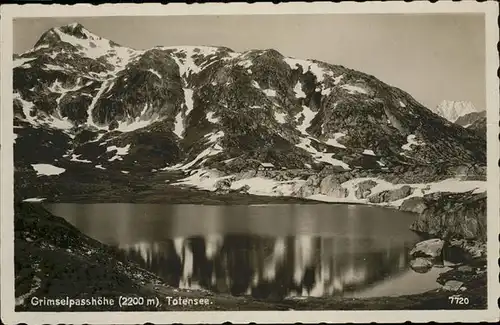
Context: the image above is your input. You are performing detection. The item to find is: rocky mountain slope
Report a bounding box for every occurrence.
[455,111,487,137]
[455,110,486,128]
[13,23,486,180]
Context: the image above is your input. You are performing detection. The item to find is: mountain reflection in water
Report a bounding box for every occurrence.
[45,203,425,299]
[118,235,412,299]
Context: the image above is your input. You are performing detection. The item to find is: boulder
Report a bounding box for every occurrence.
[457,265,474,273]
[355,180,378,199]
[409,238,444,258]
[239,170,257,179]
[234,184,250,194]
[442,238,486,264]
[399,196,427,214]
[368,185,413,203]
[442,280,464,292]
[108,120,119,131]
[409,191,486,241]
[409,257,433,273]
[294,174,322,197]
[215,178,233,193]
[319,175,348,198]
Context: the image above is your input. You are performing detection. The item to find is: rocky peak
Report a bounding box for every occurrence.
[58,23,92,39]
[432,100,480,123]
[31,22,122,59]
[33,28,62,49]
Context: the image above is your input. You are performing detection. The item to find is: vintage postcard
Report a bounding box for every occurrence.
[1,2,499,324]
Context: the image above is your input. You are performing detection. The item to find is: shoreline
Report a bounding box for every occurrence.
[19,168,486,207]
[15,190,486,311]
[13,169,488,311]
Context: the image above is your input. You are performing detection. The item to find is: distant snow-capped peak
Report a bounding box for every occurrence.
[433,100,480,123]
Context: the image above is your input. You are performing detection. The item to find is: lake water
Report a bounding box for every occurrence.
[45,203,444,299]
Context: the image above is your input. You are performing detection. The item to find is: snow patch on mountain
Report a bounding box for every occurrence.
[206,112,219,124]
[148,69,162,79]
[14,93,36,124]
[14,92,74,130]
[174,168,305,197]
[14,57,36,69]
[183,88,194,117]
[321,88,332,96]
[433,100,480,123]
[70,154,91,163]
[31,163,66,176]
[333,75,344,85]
[44,64,66,71]
[283,58,331,82]
[206,130,225,143]
[168,46,219,77]
[401,134,424,151]
[263,89,276,97]
[163,131,225,171]
[107,144,131,162]
[293,81,306,99]
[274,111,287,124]
[45,116,74,130]
[296,137,350,170]
[116,119,154,133]
[22,197,47,202]
[174,113,184,138]
[86,81,109,129]
[180,143,223,171]
[341,84,368,95]
[232,178,303,197]
[116,103,156,132]
[295,106,317,135]
[105,81,115,94]
[237,59,253,69]
[325,133,347,149]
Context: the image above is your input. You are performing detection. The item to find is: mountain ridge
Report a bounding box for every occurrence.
[13,23,486,177]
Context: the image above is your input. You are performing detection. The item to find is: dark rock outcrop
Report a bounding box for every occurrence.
[355,179,378,199]
[442,239,487,264]
[399,196,428,214]
[409,191,486,241]
[319,175,348,198]
[368,185,413,203]
[294,175,322,197]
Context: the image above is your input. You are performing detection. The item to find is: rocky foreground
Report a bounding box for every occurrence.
[14,183,487,311]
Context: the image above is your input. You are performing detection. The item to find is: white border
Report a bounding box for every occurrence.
[1,2,498,324]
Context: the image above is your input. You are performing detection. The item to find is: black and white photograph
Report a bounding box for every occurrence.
[1,2,499,324]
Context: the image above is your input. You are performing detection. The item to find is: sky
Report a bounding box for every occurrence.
[13,14,486,110]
